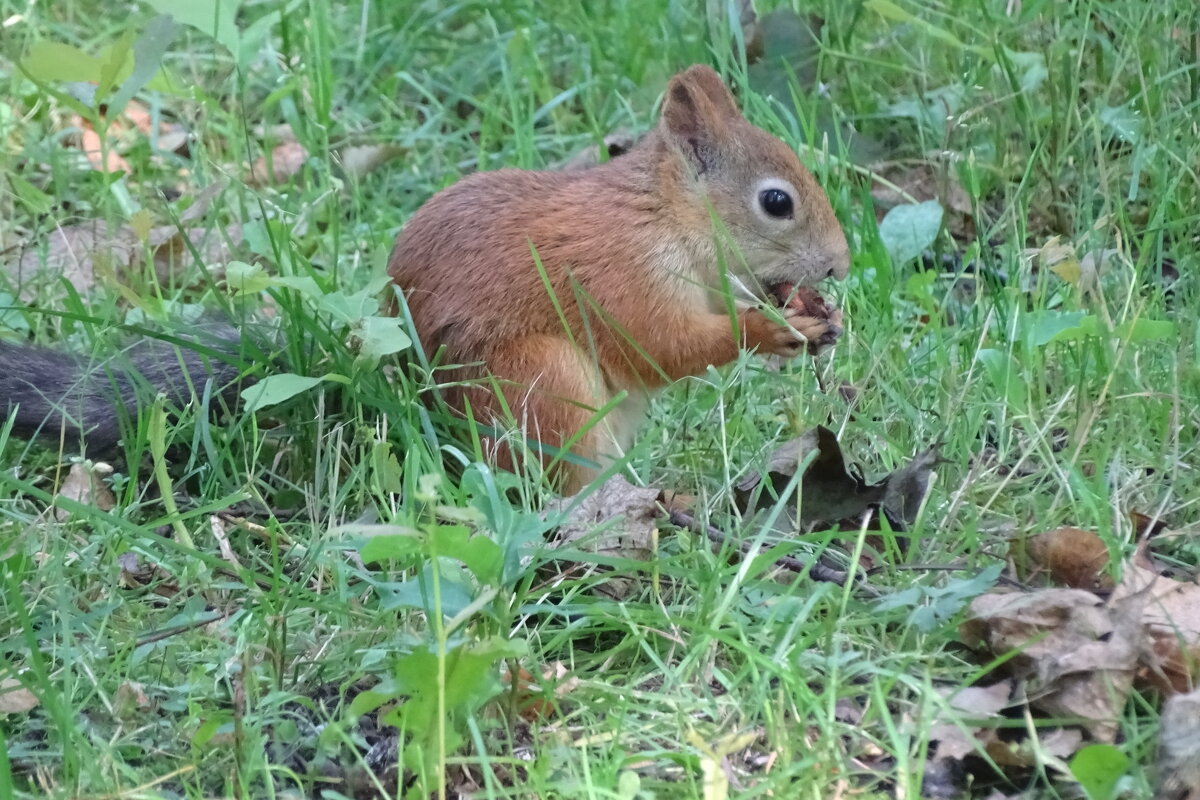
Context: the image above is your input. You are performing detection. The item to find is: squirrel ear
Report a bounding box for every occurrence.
[660,65,742,173]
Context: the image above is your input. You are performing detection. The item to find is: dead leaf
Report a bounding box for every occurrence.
[76,117,132,173]
[1019,527,1113,590]
[545,475,659,560]
[1130,510,1170,540]
[337,144,408,179]
[735,426,939,538]
[543,475,662,600]
[557,130,640,171]
[117,551,179,597]
[961,588,1140,741]
[929,680,1013,762]
[1157,689,1200,800]
[0,677,39,713]
[871,161,974,240]
[501,661,578,721]
[113,680,152,719]
[1112,563,1200,693]
[209,515,242,569]
[9,199,243,296]
[249,140,309,186]
[54,460,115,521]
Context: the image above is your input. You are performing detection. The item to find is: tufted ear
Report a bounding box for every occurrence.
[660,65,742,173]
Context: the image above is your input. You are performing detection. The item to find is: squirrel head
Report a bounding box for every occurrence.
[655,64,850,293]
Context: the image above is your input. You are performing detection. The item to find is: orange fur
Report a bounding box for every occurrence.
[387,65,850,493]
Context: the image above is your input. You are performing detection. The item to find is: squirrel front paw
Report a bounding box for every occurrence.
[789,306,844,355]
[739,306,843,357]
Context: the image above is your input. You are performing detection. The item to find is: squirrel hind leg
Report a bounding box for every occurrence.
[467,336,635,494]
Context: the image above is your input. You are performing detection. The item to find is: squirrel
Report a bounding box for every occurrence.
[0,65,848,494]
[388,64,849,492]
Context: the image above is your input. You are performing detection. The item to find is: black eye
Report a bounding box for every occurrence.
[759,188,794,219]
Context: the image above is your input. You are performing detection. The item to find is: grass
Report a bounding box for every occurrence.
[1,0,1198,797]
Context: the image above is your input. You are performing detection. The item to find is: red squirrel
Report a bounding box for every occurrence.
[388,65,850,492]
[0,66,848,493]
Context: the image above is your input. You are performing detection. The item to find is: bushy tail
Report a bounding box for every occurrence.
[0,329,250,454]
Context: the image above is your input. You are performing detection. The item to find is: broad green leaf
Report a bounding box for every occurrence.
[356,315,412,359]
[1069,744,1127,800]
[0,293,31,337]
[143,0,240,56]
[1118,318,1176,342]
[96,31,135,102]
[240,373,324,411]
[428,525,503,586]
[19,42,104,84]
[359,530,424,565]
[879,200,943,264]
[865,0,990,56]
[1022,310,1090,347]
[109,15,179,116]
[1099,105,1142,145]
[7,174,52,216]
[223,261,275,295]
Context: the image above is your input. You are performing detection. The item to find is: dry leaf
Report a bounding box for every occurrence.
[1157,689,1200,800]
[0,677,39,713]
[929,680,1013,762]
[54,460,115,522]
[249,140,309,186]
[735,426,939,538]
[543,475,662,601]
[1112,563,1200,693]
[501,661,578,721]
[1020,527,1113,590]
[113,680,152,719]
[545,474,660,560]
[961,588,1140,741]
[337,144,408,179]
[209,515,242,568]
[557,130,640,171]
[75,117,132,173]
[9,206,243,296]
[871,161,974,240]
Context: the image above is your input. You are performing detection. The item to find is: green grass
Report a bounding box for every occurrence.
[1,0,1198,797]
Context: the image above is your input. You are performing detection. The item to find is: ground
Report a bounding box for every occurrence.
[0,1,1197,798]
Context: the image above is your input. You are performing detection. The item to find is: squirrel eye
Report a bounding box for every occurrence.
[759,188,794,219]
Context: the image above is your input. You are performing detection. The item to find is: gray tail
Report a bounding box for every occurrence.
[0,329,251,455]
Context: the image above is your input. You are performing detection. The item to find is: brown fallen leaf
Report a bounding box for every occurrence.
[209,515,242,569]
[545,474,659,560]
[929,680,1013,762]
[337,144,408,180]
[961,588,1141,741]
[0,677,39,713]
[1019,527,1113,590]
[871,161,973,240]
[543,475,661,600]
[113,680,152,719]
[1157,688,1200,800]
[117,551,180,598]
[735,425,939,539]
[76,116,132,174]
[248,140,309,186]
[557,129,640,171]
[54,460,115,522]
[1111,563,1200,693]
[10,199,243,296]
[501,660,578,721]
